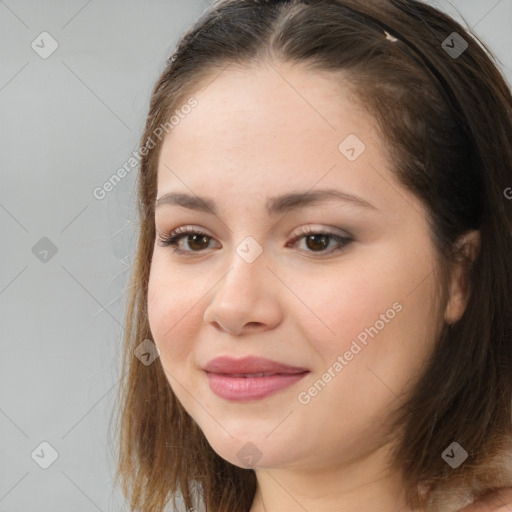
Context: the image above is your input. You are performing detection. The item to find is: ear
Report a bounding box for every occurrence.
[444,230,481,325]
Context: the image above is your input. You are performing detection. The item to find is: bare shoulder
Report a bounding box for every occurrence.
[459,488,512,512]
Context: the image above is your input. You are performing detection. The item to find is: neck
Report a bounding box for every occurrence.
[248,447,422,512]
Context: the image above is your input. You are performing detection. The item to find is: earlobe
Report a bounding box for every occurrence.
[443,230,481,325]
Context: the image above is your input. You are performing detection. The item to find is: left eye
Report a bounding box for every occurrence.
[157,227,353,256]
[289,230,352,254]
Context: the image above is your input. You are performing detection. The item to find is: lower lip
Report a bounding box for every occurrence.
[205,371,309,401]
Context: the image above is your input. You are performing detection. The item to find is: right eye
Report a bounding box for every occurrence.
[157,227,220,255]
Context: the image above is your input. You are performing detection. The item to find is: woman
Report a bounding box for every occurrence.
[113,0,512,510]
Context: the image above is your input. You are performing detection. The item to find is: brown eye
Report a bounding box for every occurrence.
[305,234,330,252]
[289,229,353,256]
[187,234,211,251]
[157,228,219,254]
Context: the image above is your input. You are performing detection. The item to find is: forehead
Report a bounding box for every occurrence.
[160,64,366,160]
[161,62,367,146]
[154,62,419,219]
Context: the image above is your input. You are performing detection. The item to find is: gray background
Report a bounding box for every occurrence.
[0,1,510,511]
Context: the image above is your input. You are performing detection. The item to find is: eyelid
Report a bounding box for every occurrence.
[290,224,353,240]
[156,225,218,250]
[157,224,351,243]
[157,224,354,257]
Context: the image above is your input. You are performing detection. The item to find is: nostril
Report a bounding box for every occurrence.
[246,322,263,329]
[215,321,230,332]
[213,320,262,333]
[215,320,241,334]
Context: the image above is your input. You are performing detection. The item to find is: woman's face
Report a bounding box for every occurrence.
[147,61,447,473]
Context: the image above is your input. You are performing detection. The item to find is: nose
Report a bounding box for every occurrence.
[203,247,283,336]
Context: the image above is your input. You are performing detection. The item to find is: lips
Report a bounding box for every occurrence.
[202,356,309,376]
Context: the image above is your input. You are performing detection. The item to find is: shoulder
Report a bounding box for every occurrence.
[424,433,512,512]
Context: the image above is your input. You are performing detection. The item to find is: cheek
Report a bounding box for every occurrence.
[285,260,391,350]
[147,256,203,364]
[287,246,439,369]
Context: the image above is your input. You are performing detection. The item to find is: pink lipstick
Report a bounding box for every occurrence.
[203,356,309,401]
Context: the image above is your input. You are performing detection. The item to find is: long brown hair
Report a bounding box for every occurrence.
[111,1,512,510]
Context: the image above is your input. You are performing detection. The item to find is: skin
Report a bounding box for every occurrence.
[462,489,512,512]
[147,60,491,511]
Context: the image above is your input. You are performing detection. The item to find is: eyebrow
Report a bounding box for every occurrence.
[154,188,377,215]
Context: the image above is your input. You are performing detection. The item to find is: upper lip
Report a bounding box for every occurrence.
[203,356,309,375]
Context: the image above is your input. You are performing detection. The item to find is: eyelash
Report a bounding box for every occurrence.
[157,226,353,257]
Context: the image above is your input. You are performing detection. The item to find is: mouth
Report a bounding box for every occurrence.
[202,355,310,401]
[203,370,310,401]
[202,355,309,375]
[216,372,293,378]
